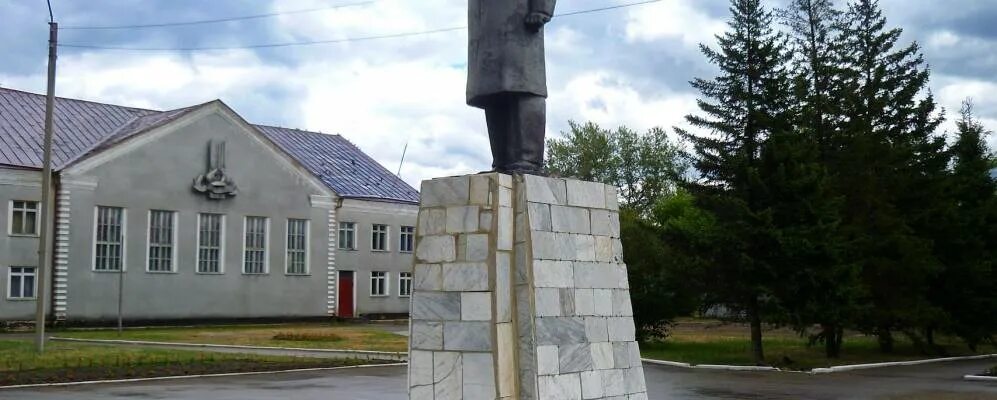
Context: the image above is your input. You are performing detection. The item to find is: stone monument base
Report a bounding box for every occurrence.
[409,173,648,400]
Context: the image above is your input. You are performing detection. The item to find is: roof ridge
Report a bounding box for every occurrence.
[0,86,160,113]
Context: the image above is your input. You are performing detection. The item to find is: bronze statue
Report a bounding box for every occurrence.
[467,0,556,174]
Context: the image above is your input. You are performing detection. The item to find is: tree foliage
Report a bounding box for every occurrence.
[546,121,686,214]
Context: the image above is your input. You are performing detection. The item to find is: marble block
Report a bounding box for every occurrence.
[410,173,647,400]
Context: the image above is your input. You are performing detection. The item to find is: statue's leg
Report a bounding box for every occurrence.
[507,94,546,174]
[484,95,512,172]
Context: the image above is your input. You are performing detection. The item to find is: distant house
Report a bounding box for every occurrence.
[0,88,419,323]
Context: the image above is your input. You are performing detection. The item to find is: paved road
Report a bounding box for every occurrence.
[2,360,995,400]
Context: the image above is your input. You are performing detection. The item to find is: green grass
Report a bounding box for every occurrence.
[52,323,407,352]
[640,319,996,370]
[0,339,376,386]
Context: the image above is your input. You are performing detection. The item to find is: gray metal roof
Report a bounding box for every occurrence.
[258,125,420,204]
[0,87,155,168]
[0,87,419,204]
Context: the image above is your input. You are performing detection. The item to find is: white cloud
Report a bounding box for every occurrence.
[623,0,726,47]
[549,70,698,138]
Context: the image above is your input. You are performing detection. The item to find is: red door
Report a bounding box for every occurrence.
[338,271,355,318]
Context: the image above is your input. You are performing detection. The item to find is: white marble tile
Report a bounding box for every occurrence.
[538,373,582,400]
[533,260,573,288]
[537,345,559,375]
[550,205,590,234]
[581,370,604,399]
[416,235,456,264]
[447,205,481,233]
[566,179,607,209]
[461,292,493,321]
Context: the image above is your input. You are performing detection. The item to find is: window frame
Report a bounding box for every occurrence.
[399,226,415,253]
[146,210,179,273]
[195,213,226,274]
[7,266,37,300]
[8,200,41,237]
[338,221,357,250]
[92,206,127,272]
[371,224,389,252]
[398,271,413,297]
[242,216,270,275]
[369,271,389,297]
[285,218,310,275]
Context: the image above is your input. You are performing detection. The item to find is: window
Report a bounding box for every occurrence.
[398,272,412,297]
[9,201,39,236]
[94,206,125,271]
[286,219,309,275]
[243,216,269,274]
[370,271,388,296]
[147,210,177,272]
[371,224,388,251]
[338,222,356,250]
[197,213,225,273]
[8,267,36,299]
[400,226,415,253]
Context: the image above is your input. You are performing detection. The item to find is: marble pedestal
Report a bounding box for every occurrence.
[409,173,647,400]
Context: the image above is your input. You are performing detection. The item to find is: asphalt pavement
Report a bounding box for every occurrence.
[2,359,996,400]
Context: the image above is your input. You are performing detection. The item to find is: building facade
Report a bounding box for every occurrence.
[0,88,419,323]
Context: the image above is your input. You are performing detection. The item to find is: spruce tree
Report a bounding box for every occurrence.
[838,0,945,352]
[677,0,793,365]
[931,101,997,350]
[776,0,859,358]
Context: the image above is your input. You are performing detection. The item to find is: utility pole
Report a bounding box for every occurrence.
[35,9,58,353]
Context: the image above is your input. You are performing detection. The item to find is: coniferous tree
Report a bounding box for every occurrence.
[677,0,793,364]
[931,101,997,350]
[838,0,945,353]
[777,0,857,358]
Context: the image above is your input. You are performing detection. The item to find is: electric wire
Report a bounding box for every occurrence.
[60,0,377,30]
[58,0,664,52]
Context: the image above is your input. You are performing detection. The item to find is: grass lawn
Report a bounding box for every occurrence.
[53,322,408,352]
[640,318,997,371]
[0,339,377,386]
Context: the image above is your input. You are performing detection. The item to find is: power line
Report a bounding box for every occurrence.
[60,0,377,30]
[58,0,663,52]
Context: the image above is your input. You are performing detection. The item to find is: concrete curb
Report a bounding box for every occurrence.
[964,375,997,382]
[49,337,408,361]
[641,353,997,374]
[0,362,407,390]
[810,354,997,374]
[640,358,778,372]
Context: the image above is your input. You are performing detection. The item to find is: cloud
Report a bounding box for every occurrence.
[624,0,727,48]
[2,0,996,190]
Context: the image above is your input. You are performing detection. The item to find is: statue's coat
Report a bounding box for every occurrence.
[467,0,556,108]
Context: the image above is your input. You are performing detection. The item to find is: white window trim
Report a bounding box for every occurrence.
[146,210,179,273]
[195,213,226,275]
[399,226,415,253]
[371,224,390,252]
[398,272,412,298]
[370,271,390,297]
[338,221,357,250]
[284,218,310,276]
[242,216,270,275]
[7,200,41,237]
[7,266,37,300]
[91,206,127,272]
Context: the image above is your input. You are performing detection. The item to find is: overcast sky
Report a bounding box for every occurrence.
[1,0,995,187]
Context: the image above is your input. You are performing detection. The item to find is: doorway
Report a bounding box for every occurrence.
[338,271,355,318]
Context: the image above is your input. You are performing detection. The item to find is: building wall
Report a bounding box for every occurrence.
[336,198,418,316]
[0,168,46,320]
[59,110,334,321]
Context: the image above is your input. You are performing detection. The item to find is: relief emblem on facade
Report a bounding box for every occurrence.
[192,140,238,200]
